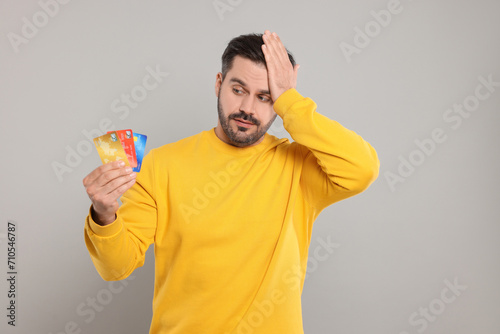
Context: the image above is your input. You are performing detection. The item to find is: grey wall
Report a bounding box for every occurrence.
[1,0,499,333]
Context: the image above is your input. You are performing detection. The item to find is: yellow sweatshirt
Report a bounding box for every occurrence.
[84,88,379,334]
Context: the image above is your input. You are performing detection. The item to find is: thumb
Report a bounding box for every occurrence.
[294,64,300,75]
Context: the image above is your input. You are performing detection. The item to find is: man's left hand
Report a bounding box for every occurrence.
[261,30,300,103]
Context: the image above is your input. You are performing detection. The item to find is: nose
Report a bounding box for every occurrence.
[239,94,255,115]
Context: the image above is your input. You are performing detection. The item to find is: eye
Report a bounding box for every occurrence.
[232,87,243,94]
[258,95,271,103]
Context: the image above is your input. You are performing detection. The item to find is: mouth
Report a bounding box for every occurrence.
[233,118,255,128]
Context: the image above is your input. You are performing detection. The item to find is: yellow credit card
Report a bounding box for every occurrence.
[93,132,130,166]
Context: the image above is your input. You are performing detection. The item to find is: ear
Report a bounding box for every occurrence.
[215,72,223,97]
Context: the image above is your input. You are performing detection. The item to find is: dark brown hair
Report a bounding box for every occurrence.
[221,33,296,81]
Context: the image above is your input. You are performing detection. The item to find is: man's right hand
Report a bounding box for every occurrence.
[83,160,137,226]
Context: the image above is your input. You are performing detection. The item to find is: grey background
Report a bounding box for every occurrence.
[1,0,499,333]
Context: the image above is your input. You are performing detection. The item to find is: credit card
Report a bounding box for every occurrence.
[133,133,147,172]
[93,132,130,166]
[108,129,137,167]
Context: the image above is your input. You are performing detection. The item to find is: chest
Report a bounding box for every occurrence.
[161,153,300,250]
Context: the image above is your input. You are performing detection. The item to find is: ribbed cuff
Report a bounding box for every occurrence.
[86,206,123,237]
[273,88,305,118]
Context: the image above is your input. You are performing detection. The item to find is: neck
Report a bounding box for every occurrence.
[214,124,265,148]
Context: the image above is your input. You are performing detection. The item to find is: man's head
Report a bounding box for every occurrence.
[214,33,296,147]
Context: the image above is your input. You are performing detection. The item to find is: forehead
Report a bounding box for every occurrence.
[226,56,269,91]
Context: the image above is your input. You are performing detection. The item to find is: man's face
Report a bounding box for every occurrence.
[215,56,277,147]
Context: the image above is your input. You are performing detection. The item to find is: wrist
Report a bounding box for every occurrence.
[91,206,116,226]
[272,88,301,117]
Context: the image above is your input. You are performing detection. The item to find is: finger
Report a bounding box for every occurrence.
[262,33,277,58]
[261,42,272,62]
[262,35,283,71]
[85,167,135,200]
[110,177,136,200]
[262,43,280,80]
[293,64,300,87]
[261,42,275,70]
[294,64,300,76]
[83,160,126,187]
[271,32,293,70]
[96,176,136,207]
[263,33,289,69]
[262,32,279,52]
[93,167,136,195]
[263,32,281,54]
[270,32,292,68]
[88,175,136,217]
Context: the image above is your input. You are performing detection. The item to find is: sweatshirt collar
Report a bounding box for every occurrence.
[205,127,277,156]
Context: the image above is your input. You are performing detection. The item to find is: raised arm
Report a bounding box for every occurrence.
[262,30,379,210]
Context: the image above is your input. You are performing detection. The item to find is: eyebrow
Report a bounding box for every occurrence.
[229,78,270,95]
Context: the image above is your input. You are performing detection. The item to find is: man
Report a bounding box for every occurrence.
[83,30,379,334]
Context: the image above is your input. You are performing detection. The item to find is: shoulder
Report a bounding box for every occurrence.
[153,131,204,155]
[270,134,308,159]
[137,131,205,181]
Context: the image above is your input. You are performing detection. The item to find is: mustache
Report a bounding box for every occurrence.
[228,111,261,126]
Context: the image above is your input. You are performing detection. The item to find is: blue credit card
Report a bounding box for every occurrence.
[132,133,147,172]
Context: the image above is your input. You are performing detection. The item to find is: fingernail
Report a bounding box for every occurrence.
[119,161,125,167]
[125,167,132,173]
[130,172,137,178]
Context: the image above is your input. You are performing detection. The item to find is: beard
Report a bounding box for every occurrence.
[217,90,277,147]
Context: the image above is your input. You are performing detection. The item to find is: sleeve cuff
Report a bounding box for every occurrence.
[273,88,305,118]
[86,206,123,238]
